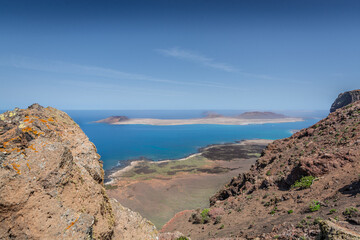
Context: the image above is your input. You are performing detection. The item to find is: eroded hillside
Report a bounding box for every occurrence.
[162,101,360,239]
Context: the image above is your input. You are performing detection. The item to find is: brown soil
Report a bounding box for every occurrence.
[161,101,360,239]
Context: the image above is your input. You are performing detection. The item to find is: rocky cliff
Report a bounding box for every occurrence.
[162,99,360,239]
[330,89,360,113]
[0,104,157,239]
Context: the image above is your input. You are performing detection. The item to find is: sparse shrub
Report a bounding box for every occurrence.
[176,237,189,240]
[329,209,337,214]
[189,213,201,224]
[269,207,277,215]
[313,217,323,225]
[288,209,293,214]
[214,216,222,224]
[309,200,321,212]
[246,195,252,199]
[266,171,271,176]
[201,208,210,223]
[292,176,316,189]
[219,224,224,229]
[343,207,358,216]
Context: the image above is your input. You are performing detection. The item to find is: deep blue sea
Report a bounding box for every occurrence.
[0,109,328,170]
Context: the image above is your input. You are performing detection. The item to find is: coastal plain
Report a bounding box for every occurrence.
[105,139,272,228]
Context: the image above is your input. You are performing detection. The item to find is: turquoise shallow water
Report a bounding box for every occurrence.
[0,109,326,170]
[63,110,325,170]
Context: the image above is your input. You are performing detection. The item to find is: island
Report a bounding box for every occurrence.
[95,111,303,126]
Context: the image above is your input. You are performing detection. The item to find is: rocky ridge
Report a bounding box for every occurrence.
[162,97,360,239]
[0,104,157,239]
[330,89,360,113]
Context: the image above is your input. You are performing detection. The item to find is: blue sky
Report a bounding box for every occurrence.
[0,0,359,110]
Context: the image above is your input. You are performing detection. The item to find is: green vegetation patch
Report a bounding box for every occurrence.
[201,208,210,223]
[291,176,316,189]
[343,207,358,216]
[309,200,321,212]
[121,155,211,180]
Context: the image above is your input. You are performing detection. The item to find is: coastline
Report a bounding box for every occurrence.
[105,138,272,228]
[105,139,273,185]
[109,117,303,126]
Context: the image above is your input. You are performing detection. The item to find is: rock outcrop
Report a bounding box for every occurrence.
[318,220,360,240]
[330,89,360,112]
[0,104,157,239]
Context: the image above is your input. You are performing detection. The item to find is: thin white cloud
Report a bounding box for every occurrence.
[0,55,239,89]
[156,48,309,84]
[156,48,237,72]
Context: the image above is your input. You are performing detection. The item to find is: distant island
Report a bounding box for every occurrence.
[95,111,303,126]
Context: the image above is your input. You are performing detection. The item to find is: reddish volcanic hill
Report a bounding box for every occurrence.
[162,100,360,239]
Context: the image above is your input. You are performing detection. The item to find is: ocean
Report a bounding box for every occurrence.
[0,109,327,170]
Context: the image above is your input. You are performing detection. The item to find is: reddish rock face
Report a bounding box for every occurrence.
[0,104,158,240]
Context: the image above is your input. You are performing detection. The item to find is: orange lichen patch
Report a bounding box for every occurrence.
[22,127,33,132]
[39,119,47,123]
[65,217,79,230]
[11,163,21,175]
[21,126,44,136]
[46,124,51,129]
[10,148,21,153]
[48,117,55,122]
[28,145,38,152]
[26,162,31,170]
[24,119,30,122]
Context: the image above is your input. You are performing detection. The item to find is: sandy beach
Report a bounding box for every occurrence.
[109,117,303,126]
